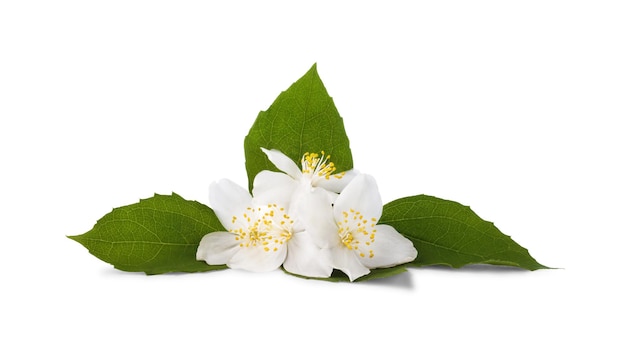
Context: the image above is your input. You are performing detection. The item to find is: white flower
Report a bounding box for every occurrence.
[253,148,357,205]
[197,150,414,281]
[196,178,332,277]
[299,174,418,281]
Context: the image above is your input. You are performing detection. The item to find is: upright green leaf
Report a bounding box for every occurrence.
[68,193,227,274]
[244,63,353,191]
[380,195,548,270]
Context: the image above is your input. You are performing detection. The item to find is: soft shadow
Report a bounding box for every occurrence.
[100,267,145,277]
[100,267,223,277]
[422,264,531,273]
[358,270,415,290]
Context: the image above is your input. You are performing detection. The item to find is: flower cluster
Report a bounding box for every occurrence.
[196,148,417,281]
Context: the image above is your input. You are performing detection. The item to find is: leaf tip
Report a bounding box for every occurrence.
[66,234,80,242]
[67,233,89,249]
[530,263,554,271]
[305,62,320,78]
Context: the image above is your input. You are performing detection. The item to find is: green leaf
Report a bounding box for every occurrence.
[283,265,408,283]
[244,63,353,191]
[380,195,548,270]
[68,193,228,274]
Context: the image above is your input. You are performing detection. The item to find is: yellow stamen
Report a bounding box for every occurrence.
[230,203,294,252]
[301,151,338,180]
[337,207,378,260]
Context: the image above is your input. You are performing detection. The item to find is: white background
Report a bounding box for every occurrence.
[1,1,624,340]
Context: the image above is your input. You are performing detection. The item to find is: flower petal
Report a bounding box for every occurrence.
[315,169,359,193]
[333,174,383,225]
[331,247,370,282]
[261,148,302,179]
[297,188,340,248]
[209,179,252,229]
[289,187,338,233]
[251,170,297,207]
[196,232,240,265]
[283,231,333,278]
[228,244,287,272]
[358,224,418,269]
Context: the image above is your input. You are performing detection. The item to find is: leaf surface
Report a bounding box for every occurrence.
[68,193,227,274]
[244,64,353,191]
[380,195,548,270]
